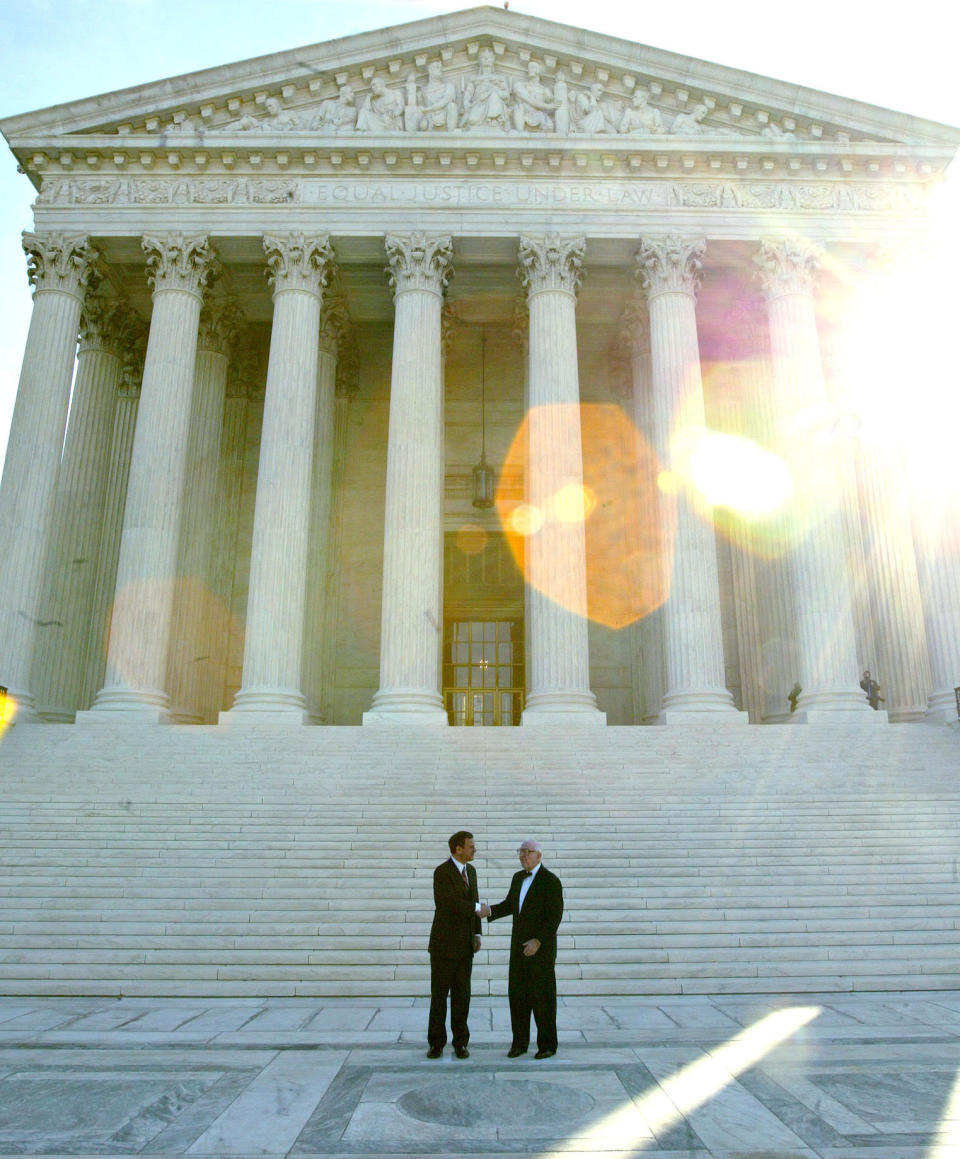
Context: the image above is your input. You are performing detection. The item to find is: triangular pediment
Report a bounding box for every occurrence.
[3,7,958,157]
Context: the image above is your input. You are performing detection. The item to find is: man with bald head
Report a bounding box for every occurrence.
[488,839,563,1059]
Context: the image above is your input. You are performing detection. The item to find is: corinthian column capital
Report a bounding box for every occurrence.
[635,234,706,298]
[384,232,453,297]
[143,233,220,297]
[319,293,351,352]
[617,293,650,359]
[197,296,244,355]
[754,238,824,299]
[79,297,140,355]
[518,233,585,297]
[263,232,334,296]
[23,232,101,299]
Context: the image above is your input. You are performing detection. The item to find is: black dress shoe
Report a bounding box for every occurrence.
[454,1045,470,1059]
[535,1048,556,1059]
[426,1046,443,1059]
[507,1045,527,1058]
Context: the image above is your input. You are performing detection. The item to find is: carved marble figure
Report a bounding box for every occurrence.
[511,61,557,133]
[416,61,459,132]
[311,85,357,131]
[618,89,665,135]
[460,46,510,131]
[356,77,404,132]
[670,102,710,136]
[573,83,618,133]
[237,96,301,132]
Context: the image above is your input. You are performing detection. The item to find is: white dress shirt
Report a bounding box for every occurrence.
[518,861,541,911]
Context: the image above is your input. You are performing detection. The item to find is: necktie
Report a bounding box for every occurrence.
[461,866,469,888]
[523,870,533,877]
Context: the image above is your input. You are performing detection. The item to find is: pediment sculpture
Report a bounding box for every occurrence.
[155,52,797,141]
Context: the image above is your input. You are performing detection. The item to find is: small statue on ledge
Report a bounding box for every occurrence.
[788,683,801,713]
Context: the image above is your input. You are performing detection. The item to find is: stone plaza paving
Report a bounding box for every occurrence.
[1,992,959,1157]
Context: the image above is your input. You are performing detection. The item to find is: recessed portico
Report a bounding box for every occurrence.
[1,6,957,728]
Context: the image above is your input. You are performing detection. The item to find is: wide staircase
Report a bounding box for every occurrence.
[0,722,958,997]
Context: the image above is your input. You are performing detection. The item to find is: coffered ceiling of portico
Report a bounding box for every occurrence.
[3,5,959,195]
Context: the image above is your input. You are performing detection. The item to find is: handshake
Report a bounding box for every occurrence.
[478,902,492,919]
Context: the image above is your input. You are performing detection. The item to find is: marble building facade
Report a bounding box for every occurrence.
[1,7,958,728]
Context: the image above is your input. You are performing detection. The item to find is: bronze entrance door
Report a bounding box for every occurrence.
[443,620,524,726]
[443,531,524,726]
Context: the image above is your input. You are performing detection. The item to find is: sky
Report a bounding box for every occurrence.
[0,0,957,473]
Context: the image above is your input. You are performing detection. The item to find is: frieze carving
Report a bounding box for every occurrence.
[23,232,101,298]
[754,238,824,298]
[384,232,453,296]
[35,175,926,214]
[143,233,220,296]
[635,234,707,297]
[518,233,586,297]
[263,232,334,295]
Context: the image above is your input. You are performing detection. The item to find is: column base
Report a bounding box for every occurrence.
[363,688,448,726]
[657,709,750,726]
[78,686,172,724]
[219,709,311,725]
[522,689,605,725]
[219,686,310,725]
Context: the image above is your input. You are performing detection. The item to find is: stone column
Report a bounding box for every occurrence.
[755,238,881,721]
[620,295,665,723]
[856,446,929,721]
[364,232,452,724]
[0,233,100,720]
[518,233,604,724]
[222,233,333,723]
[913,501,960,724]
[636,235,745,723]
[206,334,256,720]
[167,297,242,722]
[303,297,348,723]
[33,298,136,720]
[83,233,219,722]
[81,351,144,710]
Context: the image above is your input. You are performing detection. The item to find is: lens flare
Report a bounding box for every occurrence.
[507,503,543,537]
[551,482,597,523]
[680,428,794,519]
[0,691,17,738]
[497,403,675,630]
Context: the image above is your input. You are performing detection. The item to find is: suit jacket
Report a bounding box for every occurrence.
[489,866,563,963]
[428,858,481,959]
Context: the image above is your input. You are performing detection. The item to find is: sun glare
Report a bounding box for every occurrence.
[562,1005,821,1150]
[680,427,794,519]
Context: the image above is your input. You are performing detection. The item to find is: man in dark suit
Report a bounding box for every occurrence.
[488,838,563,1059]
[427,830,491,1059]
